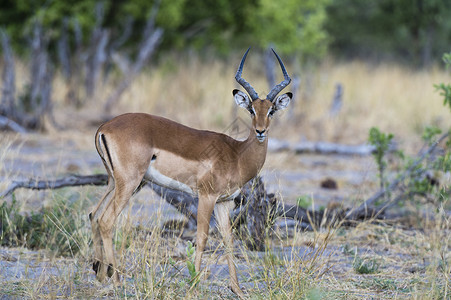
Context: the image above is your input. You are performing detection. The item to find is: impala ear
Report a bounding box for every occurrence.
[233,89,252,109]
[273,92,292,111]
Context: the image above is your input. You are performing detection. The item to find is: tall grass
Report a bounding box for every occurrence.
[0,188,449,298]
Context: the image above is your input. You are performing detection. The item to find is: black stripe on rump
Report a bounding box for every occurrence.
[101,134,114,171]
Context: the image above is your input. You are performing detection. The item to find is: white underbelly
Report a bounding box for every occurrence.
[143,150,240,202]
[145,165,240,202]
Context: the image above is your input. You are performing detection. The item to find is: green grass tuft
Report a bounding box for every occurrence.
[353,256,380,274]
[0,191,90,257]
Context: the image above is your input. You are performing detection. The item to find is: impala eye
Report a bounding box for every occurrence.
[268,110,275,117]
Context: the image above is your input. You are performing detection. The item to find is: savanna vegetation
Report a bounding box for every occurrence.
[0,0,450,299]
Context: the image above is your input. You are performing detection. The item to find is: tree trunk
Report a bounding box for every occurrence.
[0,29,16,119]
[103,4,163,113]
[28,21,54,130]
[84,2,109,100]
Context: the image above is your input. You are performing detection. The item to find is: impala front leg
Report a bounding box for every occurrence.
[194,193,216,280]
[214,201,245,298]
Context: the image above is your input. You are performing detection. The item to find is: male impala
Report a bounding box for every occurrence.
[89,48,291,297]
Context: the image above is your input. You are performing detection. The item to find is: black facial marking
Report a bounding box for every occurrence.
[151,154,157,161]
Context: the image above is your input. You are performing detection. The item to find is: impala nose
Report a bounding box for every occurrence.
[255,129,266,142]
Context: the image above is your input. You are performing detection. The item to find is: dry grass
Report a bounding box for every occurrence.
[50,54,451,150]
[1,55,450,298]
[0,199,449,299]
[305,60,451,145]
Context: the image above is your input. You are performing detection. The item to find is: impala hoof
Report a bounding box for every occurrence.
[230,285,246,299]
[107,263,114,278]
[92,260,100,274]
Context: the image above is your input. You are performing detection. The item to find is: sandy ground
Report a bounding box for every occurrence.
[0,131,449,299]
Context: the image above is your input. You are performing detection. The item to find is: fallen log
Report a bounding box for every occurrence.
[147,182,198,230]
[0,174,108,198]
[0,172,361,251]
[293,141,377,155]
[268,138,397,155]
[0,174,273,250]
[0,115,27,133]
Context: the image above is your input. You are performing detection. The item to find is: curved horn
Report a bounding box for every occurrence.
[266,48,291,102]
[235,47,259,101]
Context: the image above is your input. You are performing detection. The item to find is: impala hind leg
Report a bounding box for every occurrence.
[194,193,216,282]
[90,177,115,279]
[214,201,245,299]
[98,176,141,284]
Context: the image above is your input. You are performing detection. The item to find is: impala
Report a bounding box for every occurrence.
[89,48,292,297]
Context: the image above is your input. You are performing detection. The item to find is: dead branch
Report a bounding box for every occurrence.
[269,139,380,155]
[0,174,284,250]
[233,177,272,250]
[294,141,377,155]
[1,172,350,226]
[0,115,27,133]
[329,83,343,117]
[268,137,399,155]
[146,182,198,230]
[346,132,450,220]
[0,174,108,198]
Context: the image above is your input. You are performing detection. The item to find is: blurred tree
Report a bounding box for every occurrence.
[2,0,451,66]
[0,0,184,54]
[0,0,97,50]
[324,0,379,58]
[176,0,256,54]
[376,0,451,66]
[326,0,451,66]
[249,0,330,60]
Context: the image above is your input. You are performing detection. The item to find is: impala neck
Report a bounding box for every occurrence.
[237,128,268,184]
